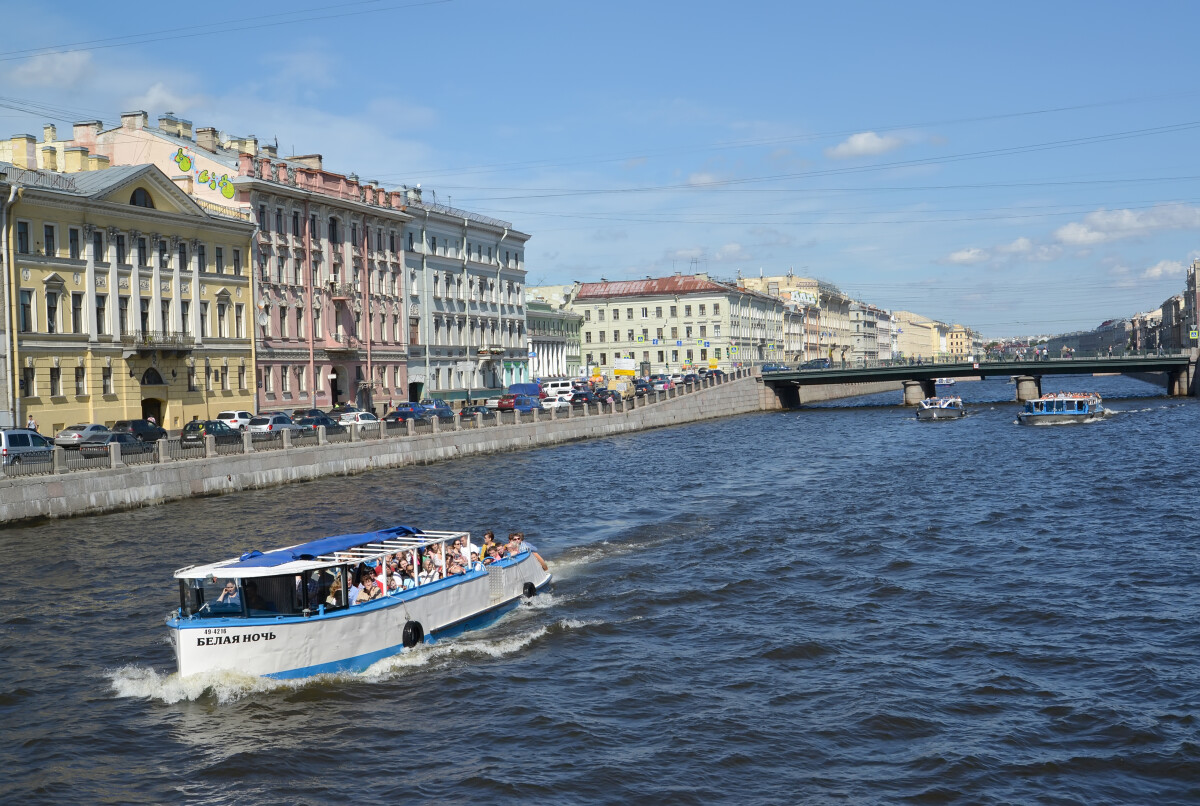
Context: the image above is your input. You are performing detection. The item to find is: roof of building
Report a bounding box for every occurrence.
[575,275,736,300]
[66,163,154,196]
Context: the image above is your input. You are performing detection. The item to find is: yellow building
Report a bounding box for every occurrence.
[2,144,256,434]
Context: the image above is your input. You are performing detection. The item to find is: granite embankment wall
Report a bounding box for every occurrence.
[0,375,899,524]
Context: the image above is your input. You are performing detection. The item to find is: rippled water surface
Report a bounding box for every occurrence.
[3,375,1199,804]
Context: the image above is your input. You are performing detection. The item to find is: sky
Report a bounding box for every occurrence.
[2,0,1200,338]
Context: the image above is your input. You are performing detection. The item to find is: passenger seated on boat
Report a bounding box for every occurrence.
[353,567,382,605]
[417,554,442,585]
[243,580,272,612]
[326,573,345,607]
[469,550,483,571]
[480,531,497,558]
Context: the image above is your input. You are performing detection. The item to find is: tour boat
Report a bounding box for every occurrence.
[934,377,956,386]
[1016,393,1107,425]
[167,526,551,679]
[916,396,965,420]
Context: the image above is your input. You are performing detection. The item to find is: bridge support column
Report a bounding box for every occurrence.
[1014,375,1041,402]
[1167,367,1190,396]
[902,379,935,405]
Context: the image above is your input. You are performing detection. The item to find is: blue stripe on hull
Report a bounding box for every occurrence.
[264,588,538,680]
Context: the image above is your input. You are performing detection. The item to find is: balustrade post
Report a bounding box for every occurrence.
[317,425,328,445]
[533,406,540,423]
[242,430,254,453]
[157,439,169,463]
[406,419,415,437]
[432,416,440,434]
[53,446,67,474]
[475,412,483,429]
[350,424,360,442]
[281,429,292,449]
[109,442,121,469]
[204,435,216,458]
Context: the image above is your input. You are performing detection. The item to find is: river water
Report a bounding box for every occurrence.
[3,375,1199,804]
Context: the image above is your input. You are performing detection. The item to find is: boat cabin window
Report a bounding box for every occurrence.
[179,577,245,618]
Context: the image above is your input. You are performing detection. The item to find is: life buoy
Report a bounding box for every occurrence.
[523,582,537,598]
[402,620,424,648]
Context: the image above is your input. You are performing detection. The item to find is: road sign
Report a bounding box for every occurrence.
[676,340,683,346]
[652,339,659,345]
[636,335,644,343]
[704,341,710,348]
[1191,329,1198,340]
[614,357,636,376]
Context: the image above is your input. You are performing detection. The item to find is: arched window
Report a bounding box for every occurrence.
[140,368,165,385]
[130,188,155,208]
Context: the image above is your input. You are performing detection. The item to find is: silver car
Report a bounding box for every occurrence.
[248,413,303,439]
[55,423,110,449]
[1,428,54,467]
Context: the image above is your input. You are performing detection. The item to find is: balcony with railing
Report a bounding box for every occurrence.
[326,333,360,355]
[328,281,355,302]
[120,330,195,351]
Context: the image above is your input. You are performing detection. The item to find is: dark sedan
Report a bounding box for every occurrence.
[681,374,700,385]
[111,419,167,442]
[384,403,429,422]
[180,420,241,449]
[458,405,495,420]
[296,415,347,434]
[570,391,601,407]
[79,432,155,458]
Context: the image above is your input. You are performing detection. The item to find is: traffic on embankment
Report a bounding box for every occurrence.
[0,369,899,524]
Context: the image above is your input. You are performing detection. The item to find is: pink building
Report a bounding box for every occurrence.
[60,111,412,413]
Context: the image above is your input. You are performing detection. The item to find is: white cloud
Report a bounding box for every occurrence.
[996,237,1032,254]
[1054,204,1200,245]
[825,131,903,159]
[946,247,988,265]
[127,82,205,116]
[686,172,719,186]
[9,52,92,88]
[714,243,747,261]
[1142,259,1186,279]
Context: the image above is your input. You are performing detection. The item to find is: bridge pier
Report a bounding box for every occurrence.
[902,379,936,405]
[1167,367,1191,396]
[1014,375,1041,402]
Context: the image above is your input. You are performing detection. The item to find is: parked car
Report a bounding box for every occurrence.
[458,405,496,420]
[290,408,325,420]
[595,388,620,404]
[632,380,649,397]
[79,432,154,459]
[483,395,505,410]
[681,374,700,386]
[800,358,832,369]
[248,413,303,438]
[761,363,790,372]
[111,419,167,442]
[296,415,347,434]
[542,395,573,411]
[54,423,110,449]
[419,399,456,421]
[509,394,544,413]
[180,420,241,450]
[1,428,54,466]
[496,394,518,411]
[327,404,361,419]
[507,382,546,400]
[385,403,429,422]
[652,377,675,391]
[337,411,380,427]
[709,369,726,380]
[570,391,601,407]
[216,410,254,431]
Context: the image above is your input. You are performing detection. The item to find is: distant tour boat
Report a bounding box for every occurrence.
[916,396,965,420]
[1017,393,1107,425]
[934,377,956,386]
[167,526,551,679]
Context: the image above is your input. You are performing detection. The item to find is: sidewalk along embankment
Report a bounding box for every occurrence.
[0,374,899,524]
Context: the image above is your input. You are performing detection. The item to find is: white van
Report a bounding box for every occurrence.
[541,378,574,398]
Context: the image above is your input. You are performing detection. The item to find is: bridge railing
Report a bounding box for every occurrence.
[766,349,1190,372]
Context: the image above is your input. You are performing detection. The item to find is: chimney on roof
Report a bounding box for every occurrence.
[41,146,57,172]
[63,146,88,173]
[121,110,148,130]
[8,134,36,169]
[262,143,277,159]
[172,175,193,194]
[87,153,110,171]
[180,118,193,139]
[158,112,182,137]
[196,127,219,152]
[72,120,102,143]
[42,124,57,143]
[290,154,323,170]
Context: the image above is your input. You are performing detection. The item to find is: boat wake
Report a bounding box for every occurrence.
[106,616,599,703]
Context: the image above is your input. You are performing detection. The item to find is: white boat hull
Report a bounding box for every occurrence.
[916,406,965,420]
[1016,410,1108,425]
[168,553,550,679]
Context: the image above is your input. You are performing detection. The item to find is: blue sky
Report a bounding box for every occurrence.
[3,0,1200,338]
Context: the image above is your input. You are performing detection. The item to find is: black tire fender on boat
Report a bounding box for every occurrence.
[523,582,537,599]
[402,620,424,648]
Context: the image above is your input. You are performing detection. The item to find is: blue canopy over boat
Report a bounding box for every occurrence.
[224,526,424,569]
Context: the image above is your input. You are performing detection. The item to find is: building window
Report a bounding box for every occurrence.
[137,237,147,267]
[75,366,86,395]
[314,306,322,338]
[49,367,61,396]
[187,367,197,392]
[177,242,187,269]
[159,239,168,267]
[408,232,414,251]
[296,307,304,340]
[118,296,129,336]
[613,330,620,342]
[199,301,209,337]
[69,228,81,259]
[181,300,191,335]
[598,309,605,322]
[598,331,605,343]
[275,208,283,234]
[671,327,678,339]
[699,304,706,315]
[102,367,112,394]
[684,305,692,316]
[238,365,246,390]
[657,350,664,362]
[584,331,592,343]
[197,244,206,272]
[43,225,56,257]
[430,236,436,253]
[217,303,228,337]
[232,249,242,275]
[215,247,224,274]
[713,303,720,314]
[389,232,396,253]
[93,230,104,261]
[714,324,721,337]
[16,221,30,253]
[259,204,268,231]
[351,222,358,245]
[627,308,634,320]
[329,218,339,245]
[235,303,244,339]
[700,325,706,338]
[116,234,126,265]
[22,366,34,397]
[600,352,607,366]
[281,366,290,393]
[655,306,663,318]
[19,290,33,332]
[613,308,620,321]
[670,306,677,317]
[45,291,58,334]
[278,307,288,339]
[96,294,107,335]
[72,293,83,333]
[138,298,149,332]
[293,211,300,238]
[310,214,318,241]
[627,329,634,341]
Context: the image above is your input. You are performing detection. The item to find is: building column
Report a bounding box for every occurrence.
[190,239,201,345]
[145,231,161,333]
[83,224,98,342]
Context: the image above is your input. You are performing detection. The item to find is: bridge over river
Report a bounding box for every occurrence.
[761,351,1197,406]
